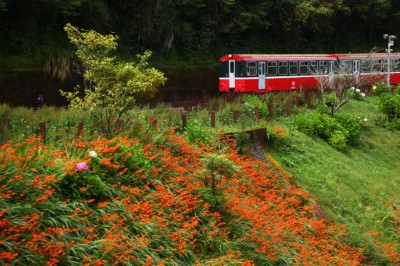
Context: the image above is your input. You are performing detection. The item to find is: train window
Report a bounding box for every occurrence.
[319,61,328,73]
[247,62,257,76]
[381,59,388,71]
[373,60,382,72]
[289,61,298,75]
[392,59,400,71]
[237,63,244,76]
[361,60,371,73]
[267,61,277,76]
[309,61,318,73]
[299,61,308,75]
[278,61,288,75]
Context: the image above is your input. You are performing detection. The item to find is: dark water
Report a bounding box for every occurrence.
[0,68,219,107]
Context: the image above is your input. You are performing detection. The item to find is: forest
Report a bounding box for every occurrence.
[1,0,400,70]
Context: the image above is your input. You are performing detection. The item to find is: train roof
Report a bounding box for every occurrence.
[219,54,338,62]
[219,53,400,62]
[335,53,400,59]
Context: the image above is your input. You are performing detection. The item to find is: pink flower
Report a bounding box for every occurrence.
[76,162,89,171]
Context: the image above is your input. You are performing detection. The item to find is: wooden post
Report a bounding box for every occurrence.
[77,121,83,137]
[181,112,187,131]
[39,122,46,144]
[210,111,215,128]
[268,100,274,118]
[233,110,239,123]
[117,119,124,131]
[295,96,299,108]
[307,93,312,109]
[254,107,259,123]
[286,99,291,116]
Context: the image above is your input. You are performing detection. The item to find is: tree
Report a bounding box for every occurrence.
[315,54,384,117]
[61,23,167,136]
[0,0,7,11]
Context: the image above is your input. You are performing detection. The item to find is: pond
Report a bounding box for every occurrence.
[0,68,219,107]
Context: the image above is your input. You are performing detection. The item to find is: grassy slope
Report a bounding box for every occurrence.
[268,97,400,258]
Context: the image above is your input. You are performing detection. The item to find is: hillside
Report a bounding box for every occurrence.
[0,96,399,265]
[267,96,400,264]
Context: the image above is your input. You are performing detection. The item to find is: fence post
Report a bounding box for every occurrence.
[117,119,124,131]
[210,111,215,128]
[254,107,259,123]
[77,121,83,137]
[307,93,312,109]
[181,112,187,131]
[268,100,274,118]
[286,99,291,116]
[233,110,239,123]
[39,122,46,144]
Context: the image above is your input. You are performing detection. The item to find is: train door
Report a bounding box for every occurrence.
[353,60,360,82]
[258,62,266,90]
[229,60,235,89]
[329,61,335,86]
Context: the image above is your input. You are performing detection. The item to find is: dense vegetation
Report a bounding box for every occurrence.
[1,0,400,69]
[0,89,399,265]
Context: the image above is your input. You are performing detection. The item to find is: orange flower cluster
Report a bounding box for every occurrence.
[1,131,398,265]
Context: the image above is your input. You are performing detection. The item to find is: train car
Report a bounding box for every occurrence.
[219,53,400,93]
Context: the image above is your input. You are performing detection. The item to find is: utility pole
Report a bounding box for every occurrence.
[383,34,397,85]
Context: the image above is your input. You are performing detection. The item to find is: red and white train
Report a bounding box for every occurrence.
[219,53,400,93]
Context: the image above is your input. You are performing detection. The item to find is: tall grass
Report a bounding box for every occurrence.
[1,95,399,264]
[268,97,400,264]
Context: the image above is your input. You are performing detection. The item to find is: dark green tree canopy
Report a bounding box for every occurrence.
[0,0,399,68]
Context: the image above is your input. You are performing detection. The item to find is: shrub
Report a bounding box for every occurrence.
[352,89,367,101]
[295,110,352,150]
[295,111,344,139]
[184,119,218,145]
[334,114,363,144]
[267,122,291,148]
[371,81,391,96]
[242,94,269,119]
[328,130,347,151]
[378,94,400,120]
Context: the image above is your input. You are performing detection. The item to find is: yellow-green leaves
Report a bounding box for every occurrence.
[62,24,166,137]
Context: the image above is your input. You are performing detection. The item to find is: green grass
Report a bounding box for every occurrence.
[1,95,399,264]
[268,97,400,261]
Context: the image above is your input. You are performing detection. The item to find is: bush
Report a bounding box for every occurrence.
[295,111,344,139]
[328,130,347,151]
[242,94,269,119]
[378,94,400,128]
[295,110,352,150]
[184,119,218,145]
[371,82,391,96]
[334,114,363,144]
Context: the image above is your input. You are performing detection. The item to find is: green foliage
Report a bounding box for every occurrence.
[323,92,340,108]
[334,114,363,144]
[351,89,367,101]
[295,110,365,150]
[200,153,239,208]
[266,122,291,148]
[327,130,347,151]
[371,81,391,96]
[61,24,166,137]
[268,99,400,264]
[242,94,269,119]
[378,93,400,120]
[184,119,218,145]
[295,110,343,140]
